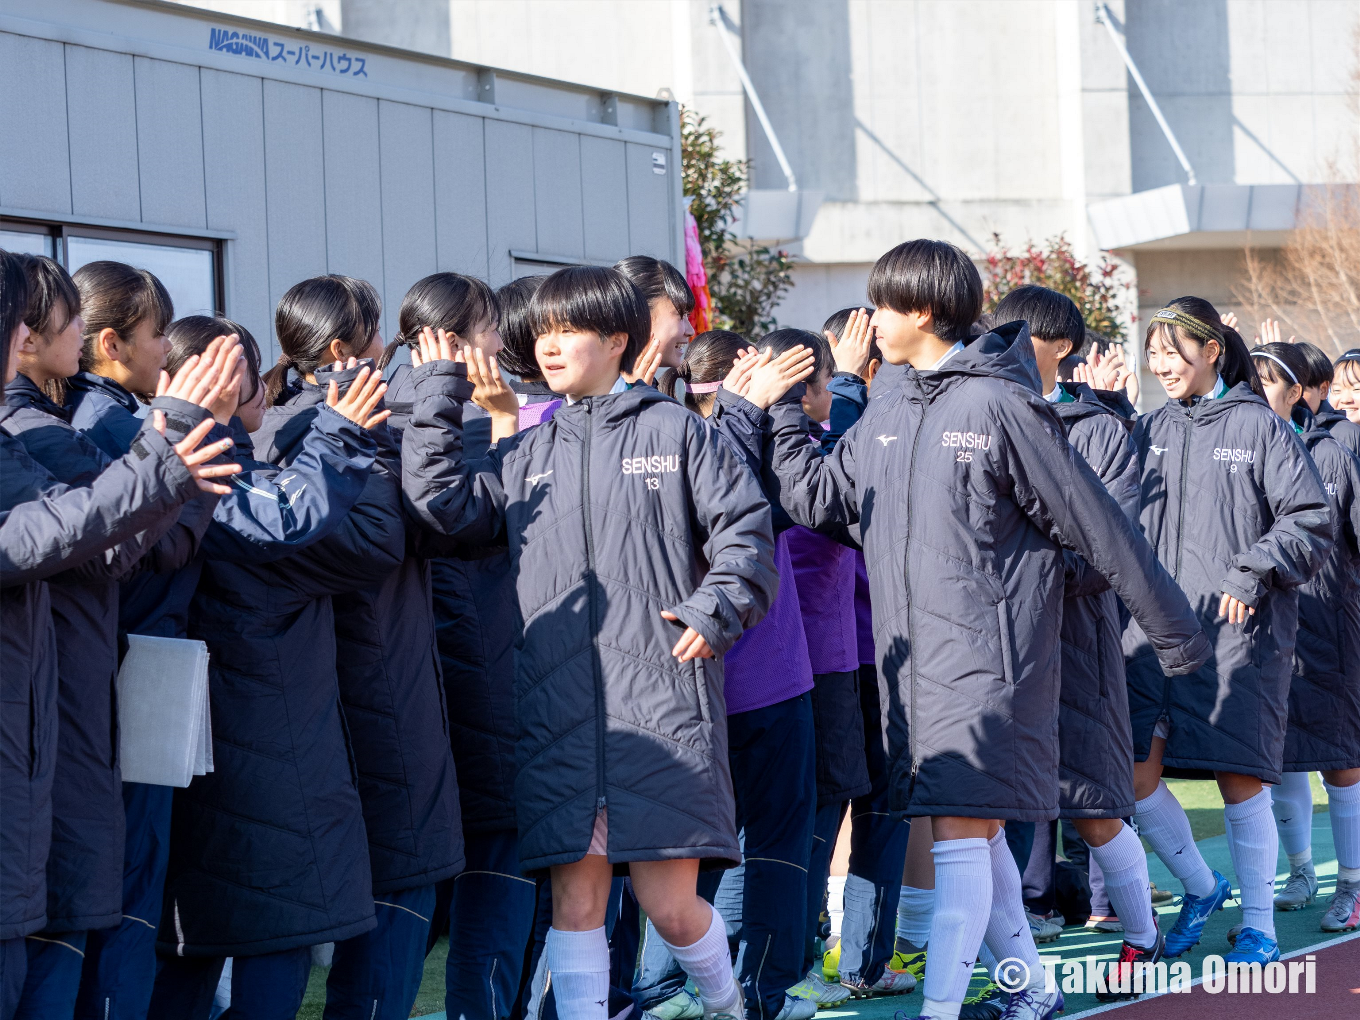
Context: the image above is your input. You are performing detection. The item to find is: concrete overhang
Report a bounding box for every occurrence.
[1087,182,1326,252]
[728,189,824,244]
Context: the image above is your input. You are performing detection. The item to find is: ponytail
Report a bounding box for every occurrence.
[266,275,381,405]
[382,272,499,371]
[670,329,749,414]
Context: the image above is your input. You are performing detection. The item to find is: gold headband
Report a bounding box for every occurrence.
[1150,307,1221,345]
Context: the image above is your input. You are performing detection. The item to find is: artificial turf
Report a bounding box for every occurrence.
[298,776,1339,1018]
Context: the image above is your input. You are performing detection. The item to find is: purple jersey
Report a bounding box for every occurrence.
[724,531,814,714]
[784,525,859,674]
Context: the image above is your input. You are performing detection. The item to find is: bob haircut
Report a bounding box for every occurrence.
[1143,295,1262,396]
[168,315,263,405]
[1293,341,1334,388]
[866,239,983,344]
[761,327,834,382]
[384,271,499,370]
[657,329,749,414]
[528,266,650,375]
[23,256,81,339]
[614,255,695,317]
[495,275,547,380]
[994,285,1088,357]
[73,261,174,373]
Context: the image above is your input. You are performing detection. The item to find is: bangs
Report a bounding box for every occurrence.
[528,266,649,373]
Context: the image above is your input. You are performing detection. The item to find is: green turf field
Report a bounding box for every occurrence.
[297,776,1339,1018]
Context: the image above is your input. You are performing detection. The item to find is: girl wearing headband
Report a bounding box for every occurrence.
[1126,297,1332,968]
[1249,340,1360,934]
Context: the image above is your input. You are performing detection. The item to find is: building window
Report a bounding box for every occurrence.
[0,218,222,320]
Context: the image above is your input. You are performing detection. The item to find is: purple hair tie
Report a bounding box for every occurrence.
[686,380,722,394]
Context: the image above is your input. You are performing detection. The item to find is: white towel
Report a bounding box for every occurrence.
[116,634,213,787]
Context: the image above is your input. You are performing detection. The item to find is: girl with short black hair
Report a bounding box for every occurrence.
[402,264,777,1020]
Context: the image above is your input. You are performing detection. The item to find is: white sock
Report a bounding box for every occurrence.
[1324,779,1360,879]
[1088,824,1158,949]
[895,885,934,945]
[921,837,991,1018]
[545,927,610,1020]
[1134,781,1216,899]
[1223,788,1278,938]
[1270,771,1314,859]
[977,941,998,979]
[981,830,1044,991]
[661,905,738,1012]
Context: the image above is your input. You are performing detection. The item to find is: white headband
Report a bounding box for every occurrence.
[1251,350,1298,386]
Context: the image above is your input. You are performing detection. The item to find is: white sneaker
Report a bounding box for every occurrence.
[1027,912,1061,944]
[786,968,852,1007]
[644,990,704,1020]
[998,986,1064,1019]
[1273,861,1318,910]
[840,965,917,998]
[703,984,745,1020]
[772,994,817,1020]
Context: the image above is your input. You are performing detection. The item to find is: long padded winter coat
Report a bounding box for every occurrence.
[3,379,212,933]
[763,323,1210,821]
[160,381,398,957]
[401,362,777,871]
[255,369,463,894]
[1282,405,1360,771]
[0,409,199,941]
[1049,384,1141,818]
[1316,402,1360,462]
[1124,383,1332,783]
[386,363,525,835]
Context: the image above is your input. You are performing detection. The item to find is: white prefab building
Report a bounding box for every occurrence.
[0,0,685,361]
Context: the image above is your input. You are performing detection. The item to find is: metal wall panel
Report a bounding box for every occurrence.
[321,89,383,307]
[262,79,328,338]
[483,119,536,286]
[65,44,140,221]
[379,100,438,341]
[625,142,672,260]
[432,110,489,280]
[0,32,72,214]
[200,68,271,356]
[531,127,583,260]
[133,56,207,229]
[579,135,629,264]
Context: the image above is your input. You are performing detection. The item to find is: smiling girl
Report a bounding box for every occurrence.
[1125,299,1332,967]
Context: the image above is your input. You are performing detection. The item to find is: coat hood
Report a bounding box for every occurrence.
[546,380,672,437]
[256,360,375,464]
[65,371,140,416]
[4,373,71,422]
[887,320,1043,401]
[1313,402,1352,433]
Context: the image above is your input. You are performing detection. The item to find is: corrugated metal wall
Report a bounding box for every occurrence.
[0,9,677,361]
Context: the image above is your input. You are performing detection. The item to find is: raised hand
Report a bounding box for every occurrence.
[153,416,241,495]
[745,345,817,410]
[463,343,520,440]
[1255,318,1294,346]
[153,334,242,431]
[327,365,390,430]
[1220,311,1239,331]
[721,346,764,398]
[625,336,664,387]
[410,326,457,368]
[829,308,874,380]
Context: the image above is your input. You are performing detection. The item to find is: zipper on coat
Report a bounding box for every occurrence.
[903,398,925,797]
[581,402,606,812]
[1172,414,1193,582]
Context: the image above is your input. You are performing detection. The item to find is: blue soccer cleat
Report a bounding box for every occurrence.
[1163,870,1232,957]
[1225,927,1280,965]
